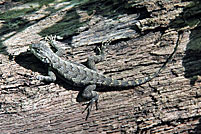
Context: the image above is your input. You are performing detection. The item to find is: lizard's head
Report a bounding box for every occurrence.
[29,43,52,64]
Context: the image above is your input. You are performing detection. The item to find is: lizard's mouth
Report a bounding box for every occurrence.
[29,45,50,63]
[32,51,50,64]
[29,43,53,64]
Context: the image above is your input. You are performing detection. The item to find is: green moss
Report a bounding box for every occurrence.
[40,10,84,37]
[0,8,31,37]
[186,37,201,51]
[0,8,36,20]
[39,0,134,37]
[18,0,56,7]
[38,0,55,6]
[185,1,196,8]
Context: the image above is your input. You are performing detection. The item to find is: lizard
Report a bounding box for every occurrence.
[29,33,182,120]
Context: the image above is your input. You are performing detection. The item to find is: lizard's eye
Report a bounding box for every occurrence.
[35,48,40,53]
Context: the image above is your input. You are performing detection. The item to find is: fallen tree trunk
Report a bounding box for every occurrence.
[0,0,201,133]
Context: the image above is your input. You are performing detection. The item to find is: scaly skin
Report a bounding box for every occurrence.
[30,43,160,88]
[29,33,181,120]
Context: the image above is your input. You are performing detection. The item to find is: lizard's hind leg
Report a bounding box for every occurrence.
[77,84,99,120]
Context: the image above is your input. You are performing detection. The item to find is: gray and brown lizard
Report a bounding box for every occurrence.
[29,34,182,120]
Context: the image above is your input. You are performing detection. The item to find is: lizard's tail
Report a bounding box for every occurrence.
[112,32,183,87]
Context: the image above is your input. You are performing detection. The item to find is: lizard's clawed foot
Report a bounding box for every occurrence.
[94,38,111,55]
[44,35,56,43]
[94,42,107,55]
[82,95,99,120]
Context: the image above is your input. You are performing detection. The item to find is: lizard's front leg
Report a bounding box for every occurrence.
[45,35,72,57]
[36,67,56,82]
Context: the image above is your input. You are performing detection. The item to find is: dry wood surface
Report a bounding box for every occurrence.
[0,0,201,133]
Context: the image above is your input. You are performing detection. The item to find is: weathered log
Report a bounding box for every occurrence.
[0,0,201,133]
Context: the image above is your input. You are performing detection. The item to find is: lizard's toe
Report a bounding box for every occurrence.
[82,95,99,120]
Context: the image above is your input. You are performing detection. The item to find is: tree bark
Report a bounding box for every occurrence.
[0,0,201,133]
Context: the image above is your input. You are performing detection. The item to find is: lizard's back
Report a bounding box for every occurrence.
[30,42,163,89]
[30,43,118,87]
[53,57,109,87]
